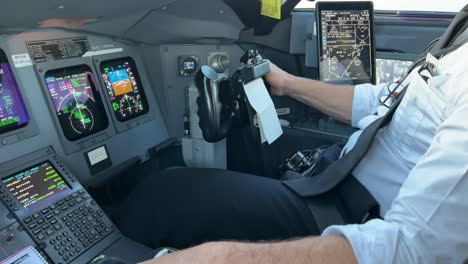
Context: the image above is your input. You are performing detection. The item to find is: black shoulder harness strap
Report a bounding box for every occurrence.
[284,4,468,198]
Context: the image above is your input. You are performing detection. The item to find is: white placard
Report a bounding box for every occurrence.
[243,78,283,144]
[11,53,33,68]
[87,146,109,166]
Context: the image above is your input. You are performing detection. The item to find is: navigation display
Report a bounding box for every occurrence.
[100,57,149,122]
[3,162,70,210]
[0,50,30,135]
[45,65,109,141]
[317,2,375,85]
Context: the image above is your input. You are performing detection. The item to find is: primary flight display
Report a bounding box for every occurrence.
[0,50,30,135]
[100,57,149,122]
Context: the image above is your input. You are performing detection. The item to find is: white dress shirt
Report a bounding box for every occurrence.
[323,42,468,263]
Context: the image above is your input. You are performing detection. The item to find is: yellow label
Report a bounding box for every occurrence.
[261,0,281,20]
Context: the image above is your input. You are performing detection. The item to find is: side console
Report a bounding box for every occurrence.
[0,148,121,264]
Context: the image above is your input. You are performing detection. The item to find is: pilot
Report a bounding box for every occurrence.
[117,6,468,264]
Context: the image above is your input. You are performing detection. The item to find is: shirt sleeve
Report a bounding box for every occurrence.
[324,98,468,263]
[351,83,387,127]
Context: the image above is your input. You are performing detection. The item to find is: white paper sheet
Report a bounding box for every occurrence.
[243,78,283,144]
[1,246,47,264]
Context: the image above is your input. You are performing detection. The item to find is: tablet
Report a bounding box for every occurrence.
[316,1,376,85]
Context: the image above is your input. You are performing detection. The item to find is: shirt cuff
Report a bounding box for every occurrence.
[322,220,400,264]
[352,83,387,127]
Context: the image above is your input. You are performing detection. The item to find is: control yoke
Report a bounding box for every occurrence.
[194,50,270,143]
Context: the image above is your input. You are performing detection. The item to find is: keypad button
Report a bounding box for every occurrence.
[53,209,61,215]
[37,218,45,225]
[83,242,89,248]
[60,241,66,246]
[32,228,41,235]
[50,219,58,225]
[45,214,53,220]
[65,246,71,251]
[32,213,40,219]
[23,217,33,224]
[54,245,60,250]
[67,237,72,242]
[57,200,65,206]
[78,189,85,194]
[58,250,65,256]
[75,247,81,253]
[63,255,69,261]
[40,208,49,214]
[71,193,78,198]
[46,229,54,236]
[49,204,57,210]
[28,223,38,229]
[41,224,50,230]
[36,233,46,240]
[54,224,62,230]
[50,239,56,245]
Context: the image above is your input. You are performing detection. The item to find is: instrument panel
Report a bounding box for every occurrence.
[100,57,150,122]
[0,50,30,135]
[0,148,120,264]
[45,65,110,142]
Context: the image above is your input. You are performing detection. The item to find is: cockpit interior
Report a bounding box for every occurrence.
[0,0,467,263]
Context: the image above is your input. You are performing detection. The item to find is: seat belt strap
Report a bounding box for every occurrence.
[304,191,345,233]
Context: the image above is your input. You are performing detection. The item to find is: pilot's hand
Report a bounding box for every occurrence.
[251,60,292,97]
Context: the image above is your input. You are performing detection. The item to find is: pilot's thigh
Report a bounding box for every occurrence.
[115,168,319,249]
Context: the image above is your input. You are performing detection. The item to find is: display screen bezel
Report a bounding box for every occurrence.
[316,1,376,85]
[2,161,72,211]
[99,57,150,122]
[44,64,110,142]
[0,49,30,135]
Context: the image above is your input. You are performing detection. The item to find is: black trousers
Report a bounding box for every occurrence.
[115,168,320,249]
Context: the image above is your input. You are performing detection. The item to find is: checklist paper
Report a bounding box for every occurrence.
[243,78,283,144]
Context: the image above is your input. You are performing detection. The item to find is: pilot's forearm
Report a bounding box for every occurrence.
[284,76,355,124]
[147,236,357,264]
